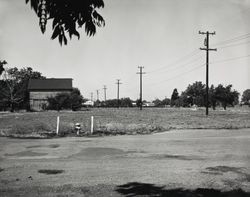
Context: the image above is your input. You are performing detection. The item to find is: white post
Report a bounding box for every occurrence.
[91,116,94,134]
[56,116,60,135]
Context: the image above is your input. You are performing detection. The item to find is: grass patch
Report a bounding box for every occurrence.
[0,107,249,137]
[38,169,64,175]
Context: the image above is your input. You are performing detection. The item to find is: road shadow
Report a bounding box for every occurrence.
[116,182,250,197]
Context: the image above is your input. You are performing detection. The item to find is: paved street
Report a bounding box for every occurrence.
[0,129,250,196]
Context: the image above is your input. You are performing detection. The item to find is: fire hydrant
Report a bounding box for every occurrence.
[75,123,81,135]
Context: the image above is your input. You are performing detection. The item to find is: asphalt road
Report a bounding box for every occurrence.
[0,129,250,196]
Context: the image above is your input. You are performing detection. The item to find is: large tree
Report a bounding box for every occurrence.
[241,89,250,105]
[26,0,105,45]
[214,84,239,110]
[0,60,7,76]
[184,81,206,107]
[0,66,45,111]
[1,69,24,112]
[170,88,179,107]
[47,88,84,111]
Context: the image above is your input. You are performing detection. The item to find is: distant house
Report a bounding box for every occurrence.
[143,102,155,107]
[82,100,94,107]
[28,78,73,111]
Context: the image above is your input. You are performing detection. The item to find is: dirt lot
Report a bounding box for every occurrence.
[0,107,250,137]
[0,129,250,196]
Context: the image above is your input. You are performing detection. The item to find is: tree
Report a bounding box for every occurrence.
[0,69,24,112]
[47,88,84,111]
[170,88,179,107]
[178,92,193,107]
[120,97,133,107]
[0,60,7,76]
[241,89,250,105]
[214,84,239,110]
[152,98,162,107]
[70,88,84,110]
[184,81,206,107]
[209,85,217,110]
[10,67,45,110]
[0,66,45,111]
[26,0,105,45]
[153,98,171,107]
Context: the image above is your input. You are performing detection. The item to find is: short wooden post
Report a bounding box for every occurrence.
[56,116,60,135]
[91,116,94,134]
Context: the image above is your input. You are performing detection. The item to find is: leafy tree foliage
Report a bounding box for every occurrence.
[47,88,84,111]
[0,60,7,76]
[178,93,193,107]
[168,82,239,110]
[184,81,206,107]
[213,84,239,110]
[153,98,171,107]
[209,85,217,110]
[26,0,105,45]
[102,98,133,108]
[0,66,45,111]
[241,89,250,105]
[170,88,179,107]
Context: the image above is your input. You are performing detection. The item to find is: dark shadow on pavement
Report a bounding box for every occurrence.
[116,182,250,197]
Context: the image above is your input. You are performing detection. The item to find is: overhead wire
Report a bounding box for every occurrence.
[147,49,201,74]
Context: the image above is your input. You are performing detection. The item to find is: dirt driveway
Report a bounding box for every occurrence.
[0,129,250,196]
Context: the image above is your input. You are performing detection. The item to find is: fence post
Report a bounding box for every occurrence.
[56,116,60,135]
[91,116,94,134]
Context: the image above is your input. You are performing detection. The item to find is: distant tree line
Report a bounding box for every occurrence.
[169,81,241,110]
[1,61,249,112]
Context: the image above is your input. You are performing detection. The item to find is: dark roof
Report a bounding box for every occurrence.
[28,78,73,90]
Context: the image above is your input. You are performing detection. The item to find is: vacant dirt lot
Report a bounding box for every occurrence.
[0,129,250,196]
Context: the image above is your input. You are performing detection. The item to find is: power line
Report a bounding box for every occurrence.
[211,54,250,64]
[217,40,250,49]
[147,49,201,74]
[151,55,203,76]
[146,53,250,88]
[146,63,206,87]
[212,32,250,47]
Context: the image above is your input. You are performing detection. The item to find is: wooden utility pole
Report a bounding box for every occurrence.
[116,79,122,108]
[96,90,99,101]
[137,66,146,110]
[103,85,107,102]
[199,31,217,116]
[90,92,93,101]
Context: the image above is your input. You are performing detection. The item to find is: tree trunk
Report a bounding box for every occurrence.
[223,103,227,110]
[10,102,14,112]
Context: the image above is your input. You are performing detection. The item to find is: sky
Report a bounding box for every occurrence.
[0,0,250,101]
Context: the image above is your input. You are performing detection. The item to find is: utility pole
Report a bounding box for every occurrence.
[96,90,99,101]
[90,92,93,101]
[136,66,146,110]
[103,85,107,102]
[199,31,217,116]
[116,79,122,108]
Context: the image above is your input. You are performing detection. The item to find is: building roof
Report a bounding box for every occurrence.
[28,78,73,91]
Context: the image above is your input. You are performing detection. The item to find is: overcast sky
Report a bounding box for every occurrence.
[1,0,250,101]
